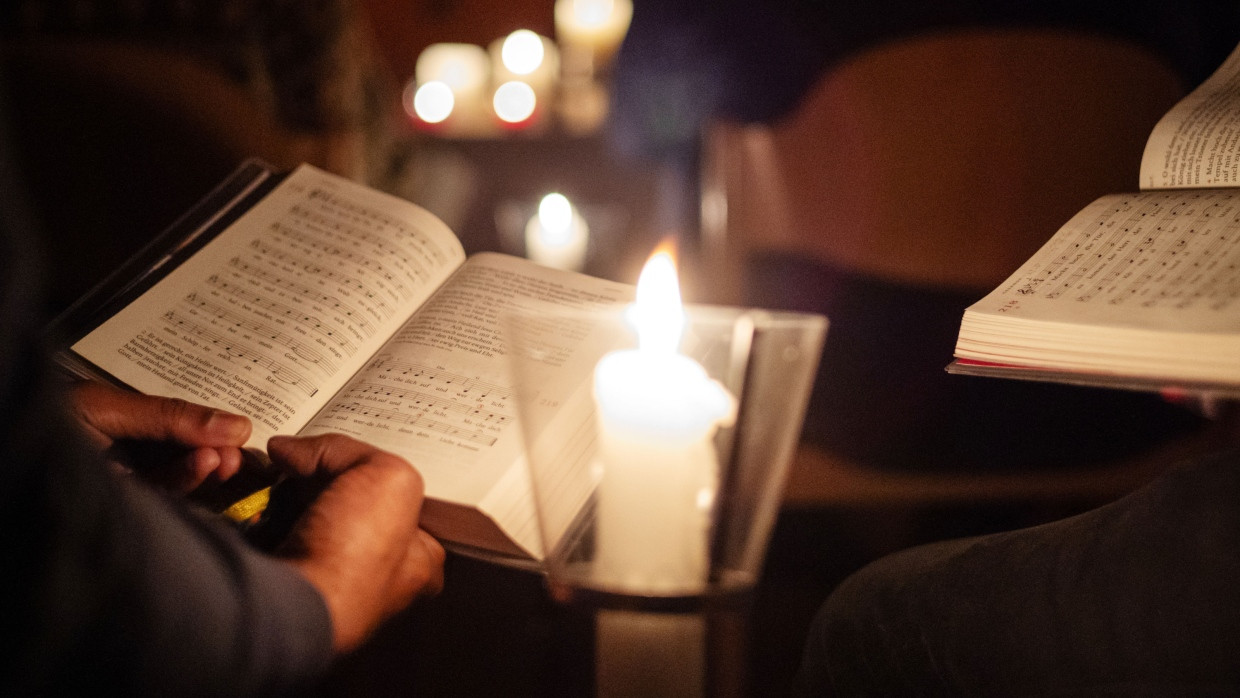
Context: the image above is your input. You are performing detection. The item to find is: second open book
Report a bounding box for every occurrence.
[57,161,636,561]
[950,39,1240,396]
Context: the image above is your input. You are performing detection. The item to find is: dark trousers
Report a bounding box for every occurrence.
[794,448,1240,696]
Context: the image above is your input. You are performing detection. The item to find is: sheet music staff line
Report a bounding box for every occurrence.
[268,222,415,294]
[249,239,409,306]
[204,275,360,354]
[325,401,498,446]
[1009,191,1240,310]
[182,292,339,373]
[304,188,456,268]
[286,204,435,284]
[345,380,511,424]
[162,310,319,396]
[368,357,511,400]
[228,256,389,329]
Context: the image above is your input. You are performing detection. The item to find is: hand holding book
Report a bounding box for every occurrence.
[53,161,634,560]
[69,379,253,492]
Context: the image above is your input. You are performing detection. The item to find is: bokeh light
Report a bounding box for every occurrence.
[493,81,537,123]
[412,81,455,123]
[538,193,574,242]
[501,29,546,75]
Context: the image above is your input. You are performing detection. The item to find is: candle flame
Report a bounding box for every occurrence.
[411,81,454,123]
[537,193,574,242]
[494,80,537,123]
[501,29,546,75]
[631,245,684,353]
[570,0,617,28]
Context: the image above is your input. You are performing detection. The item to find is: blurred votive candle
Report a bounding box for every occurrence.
[555,0,633,69]
[414,43,490,123]
[490,29,560,96]
[408,81,454,124]
[525,193,588,271]
[590,247,736,593]
[493,80,538,126]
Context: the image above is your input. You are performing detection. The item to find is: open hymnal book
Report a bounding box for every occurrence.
[949,40,1240,397]
[53,160,634,561]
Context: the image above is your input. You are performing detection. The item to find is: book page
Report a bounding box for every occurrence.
[71,164,466,446]
[299,252,632,554]
[1141,40,1240,189]
[962,189,1240,332]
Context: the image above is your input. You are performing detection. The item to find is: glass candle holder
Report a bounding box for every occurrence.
[504,303,826,605]
[504,303,824,696]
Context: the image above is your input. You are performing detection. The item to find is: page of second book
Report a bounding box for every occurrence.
[962,189,1240,334]
[1140,39,1240,190]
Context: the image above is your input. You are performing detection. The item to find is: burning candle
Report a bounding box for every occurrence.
[554,0,633,71]
[590,246,735,593]
[493,80,539,126]
[408,81,454,124]
[490,29,560,96]
[414,43,490,124]
[524,193,589,271]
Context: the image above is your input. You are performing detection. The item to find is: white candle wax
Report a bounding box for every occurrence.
[588,249,734,697]
[591,332,734,593]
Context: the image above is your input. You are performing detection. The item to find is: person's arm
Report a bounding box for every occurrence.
[67,381,446,654]
[12,381,444,693]
[104,431,444,691]
[5,378,334,696]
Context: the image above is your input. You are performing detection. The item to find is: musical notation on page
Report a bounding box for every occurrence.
[301,187,456,269]
[1015,192,1240,310]
[369,357,512,401]
[162,310,318,396]
[320,356,514,449]
[351,380,512,426]
[288,204,436,284]
[324,402,500,447]
[270,219,423,291]
[249,239,406,307]
[183,292,339,373]
[228,256,386,330]
[204,274,360,355]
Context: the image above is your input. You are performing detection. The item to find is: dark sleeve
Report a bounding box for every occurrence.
[0,134,332,692]
[1,377,334,697]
